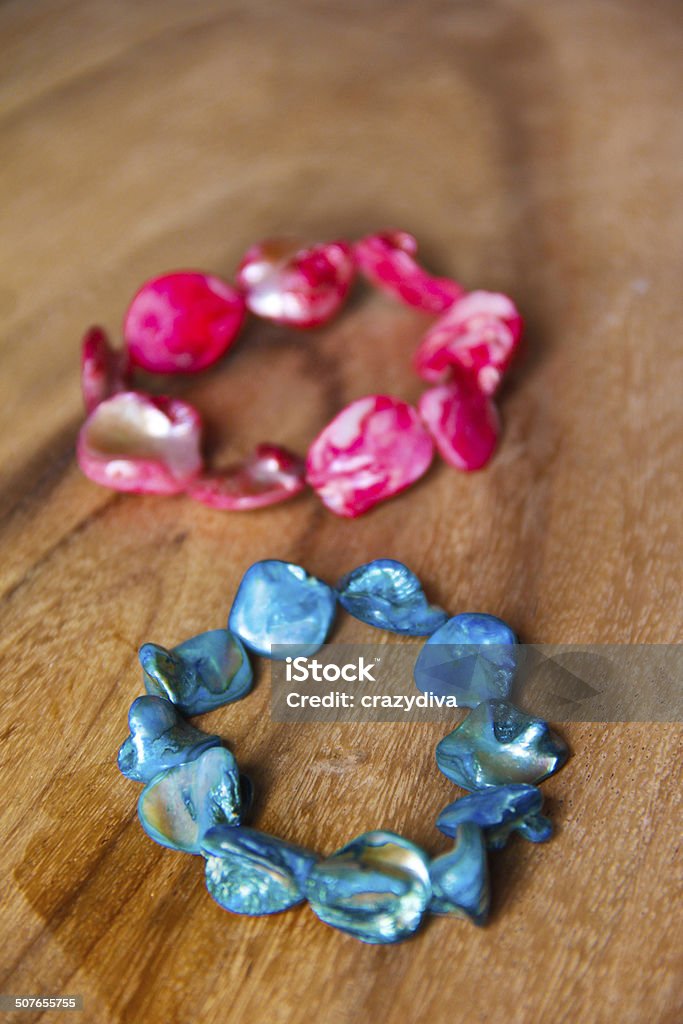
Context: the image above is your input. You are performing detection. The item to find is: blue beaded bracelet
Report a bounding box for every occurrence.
[118,558,569,945]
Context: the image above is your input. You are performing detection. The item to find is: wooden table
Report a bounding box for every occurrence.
[1,2,681,1022]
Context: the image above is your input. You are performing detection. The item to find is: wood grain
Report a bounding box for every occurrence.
[1,2,682,1022]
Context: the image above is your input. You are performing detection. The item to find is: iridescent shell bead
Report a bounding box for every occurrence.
[77,391,204,495]
[137,746,244,853]
[413,290,523,395]
[414,613,518,706]
[305,831,431,944]
[117,695,221,783]
[305,394,435,518]
[437,784,552,850]
[124,271,246,373]
[335,559,447,636]
[228,560,336,658]
[235,238,355,328]
[186,444,306,511]
[429,823,489,923]
[353,231,463,314]
[418,380,500,472]
[202,825,318,915]
[140,629,252,715]
[435,699,569,790]
[81,325,130,413]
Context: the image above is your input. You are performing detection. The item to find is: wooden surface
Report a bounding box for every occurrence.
[1,2,682,1022]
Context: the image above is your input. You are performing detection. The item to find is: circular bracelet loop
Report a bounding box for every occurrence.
[79,231,523,518]
[118,558,569,945]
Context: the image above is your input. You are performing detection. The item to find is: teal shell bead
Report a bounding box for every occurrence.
[137,746,244,853]
[202,825,318,915]
[305,831,431,944]
[429,823,489,923]
[435,699,569,789]
[335,559,448,635]
[437,784,553,850]
[140,628,252,715]
[117,695,221,783]
[413,613,518,706]
[228,560,337,659]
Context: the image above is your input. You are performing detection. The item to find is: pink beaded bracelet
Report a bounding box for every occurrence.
[77,231,523,518]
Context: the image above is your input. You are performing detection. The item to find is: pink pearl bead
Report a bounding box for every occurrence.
[236,239,355,328]
[81,325,131,413]
[418,380,500,472]
[186,444,306,510]
[77,391,204,494]
[124,272,246,373]
[306,395,434,517]
[354,231,463,313]
[414,291,523,395]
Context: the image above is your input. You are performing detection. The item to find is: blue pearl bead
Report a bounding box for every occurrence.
[335,559,448,635]
[414,613,518,706]
[228,560,337,659]
[140,629,252,715]
[437,784,552,850]
[202,825,318,915]
[429,823,489,923]
[435,699,569,790]
[137,746,243,853]
[305,831,431,944]
[117,695,221,783]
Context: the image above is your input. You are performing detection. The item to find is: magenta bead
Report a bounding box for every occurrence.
[235,239,355,328]
[418,381,499,472]
[306,395,434,517]
[124,272,246,374]
[77,391,204,494]
[186,444,306,510]
[81,325,131,413]
[354,231,463,314]
[414,291,523,395]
